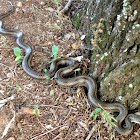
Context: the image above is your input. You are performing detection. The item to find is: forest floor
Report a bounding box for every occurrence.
[0,0,139,140]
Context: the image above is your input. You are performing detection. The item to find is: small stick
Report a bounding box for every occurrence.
[30,124,66,140]
[60,0,72,14]
[1,109,15,138]
[85,124,98,140]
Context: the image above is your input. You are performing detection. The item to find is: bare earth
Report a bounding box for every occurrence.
[0,0,139,140]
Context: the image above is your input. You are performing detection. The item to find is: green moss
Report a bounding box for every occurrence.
[72,10,83,30]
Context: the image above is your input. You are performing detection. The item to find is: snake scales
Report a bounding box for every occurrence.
[0,1,140,136]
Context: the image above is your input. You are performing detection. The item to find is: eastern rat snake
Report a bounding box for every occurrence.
[0,1,140,136]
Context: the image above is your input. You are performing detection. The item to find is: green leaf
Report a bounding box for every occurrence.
[32,106,40,116]
[43,68,48,73]
[13,47,21,57]
[17,60,22,64]
[16,84,21,92]
[101,111,106,120]
[93,114,98,120]
[95,108,101,113]
[90,111,94,118]
[51,0,59,4]
[110,114,117,122]
[106,117,111,124]
[50,90,54,95]
[46,77,50,80]
[46,22,50,25]
[74,68,81,72]
[52,45,58,59]
[15,56,23,61]
[111,122,117,127]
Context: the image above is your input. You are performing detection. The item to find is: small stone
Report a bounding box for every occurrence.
[34,46,42,52]
[104,52,108,56]
[16,8,20,12]
[46,124,53,129]
[22,8,27,12]
[80,35,86,40]
[129,84,133,88]
[17,2,23,8]
[56,20,60,23]
[28,84,32,87]
[40,1,46,5]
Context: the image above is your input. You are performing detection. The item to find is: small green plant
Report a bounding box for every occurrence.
[51,0,59,5]
[90,107,117,128]
[48,45,59,64]
[101,110,117,127]
[13,47,23,64]
[90,108,101,120]
[46,76,50,80]
[15,84,21,92]
[44,45,58,80]
[31,106,40,116]
[52,45,58,59]
[50,89,54,95]
[43,68,48,73]
[109,132,115,140]
[74,68,81,72]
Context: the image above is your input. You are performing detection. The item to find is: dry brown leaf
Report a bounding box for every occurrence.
[57,50,63,56]
[71,33,76,39]
[71,40,81,50]
[21,107,35,115]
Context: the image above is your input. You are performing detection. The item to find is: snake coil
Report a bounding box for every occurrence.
[0,1,140,135]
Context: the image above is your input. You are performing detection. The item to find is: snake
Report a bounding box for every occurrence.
[0,1,140,136]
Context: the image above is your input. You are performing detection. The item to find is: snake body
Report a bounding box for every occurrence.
[0,1,140,135]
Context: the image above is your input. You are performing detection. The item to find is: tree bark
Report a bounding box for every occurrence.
[72,0,140,110]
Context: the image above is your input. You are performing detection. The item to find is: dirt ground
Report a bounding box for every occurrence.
[0,0,139,140]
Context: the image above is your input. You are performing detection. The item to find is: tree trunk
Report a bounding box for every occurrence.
[72,0,140,110]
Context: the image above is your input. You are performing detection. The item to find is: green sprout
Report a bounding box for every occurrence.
[13,47,23,64]
[15,84,21,92]
[31,106,40,116]
[90,107,117,128]
[52,45,58,59]
[51,0,59,5]
[50,89,54,95]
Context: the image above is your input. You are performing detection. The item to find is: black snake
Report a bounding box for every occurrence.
[0,1,140,136]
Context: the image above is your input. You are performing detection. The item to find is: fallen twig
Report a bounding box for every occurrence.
[30,124,66,140]
[60,0,72,14]
[85,124,98,140]
[1,109,15,139]
[0,95,14,108]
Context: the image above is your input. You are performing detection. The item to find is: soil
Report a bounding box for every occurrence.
[0,0,139,140]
